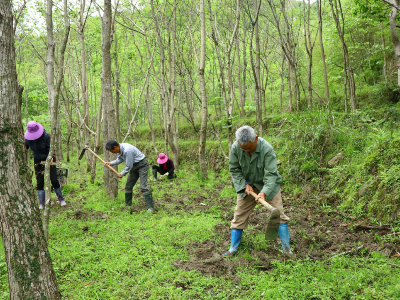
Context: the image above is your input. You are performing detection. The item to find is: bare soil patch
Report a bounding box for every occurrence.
[171,190,400,276]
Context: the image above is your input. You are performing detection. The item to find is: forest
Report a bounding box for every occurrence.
[1,0,400,298]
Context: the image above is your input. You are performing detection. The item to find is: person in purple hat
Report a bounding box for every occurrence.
[25,121,66,210]
[151,153,177,181]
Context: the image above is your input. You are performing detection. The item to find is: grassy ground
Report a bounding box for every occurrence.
[2,108,400,298]
[1,153,400,299]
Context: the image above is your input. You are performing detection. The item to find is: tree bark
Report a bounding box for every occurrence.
[267,0,300,110]
[317,0,330,108]
[253,0,263,134]
[43,0,70,240]
[114,34,121,142]
[79,0,92,172]
[167,0,180,170]
[0,0,61,298]
[90,90,103,184]
[389,3,400,88]
[101,0,118,197]
[329,0,356,111]
[199,0,208,179]
[145,83,158,155]
[381,23,388,81]
[207,0,240,150]
[303,0,315,108]
[236,32,245,117]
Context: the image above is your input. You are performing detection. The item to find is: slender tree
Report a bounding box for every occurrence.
[329,0,356,112]
[199,0,208,179]
[43,0,70,240]
[100,0,118,197]
[316,0,330,107]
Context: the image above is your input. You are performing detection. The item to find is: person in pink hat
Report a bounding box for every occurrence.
[152,153,177,180]
[25,121,67,210]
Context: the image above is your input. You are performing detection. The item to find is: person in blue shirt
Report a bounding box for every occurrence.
[104,140,154,212]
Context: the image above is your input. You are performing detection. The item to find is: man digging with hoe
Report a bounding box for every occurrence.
[225,126,294,258]
[104,140,155,212]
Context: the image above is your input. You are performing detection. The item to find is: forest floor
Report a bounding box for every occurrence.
[132,180,400,277]
[1,158,400,299]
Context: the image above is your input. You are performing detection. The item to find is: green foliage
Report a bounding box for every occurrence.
[341,137,400,221]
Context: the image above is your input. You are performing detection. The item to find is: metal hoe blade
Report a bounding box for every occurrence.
[78,147,87,160]
[264,208,280,241]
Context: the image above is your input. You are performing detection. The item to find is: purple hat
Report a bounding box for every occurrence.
[25,121,44,140]
[157,153,168,164]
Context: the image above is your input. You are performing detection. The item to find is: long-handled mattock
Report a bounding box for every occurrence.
[248,191,281,241]
[78,145,120,177]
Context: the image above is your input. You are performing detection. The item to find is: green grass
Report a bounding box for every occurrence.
[1,154,400,299]
[2,108,400,298]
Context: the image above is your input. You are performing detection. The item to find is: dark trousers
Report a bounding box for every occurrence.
[34,157,60,190]
[152,165,176,179]
[125,158,150,194]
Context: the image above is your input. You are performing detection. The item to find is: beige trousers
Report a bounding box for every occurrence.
[231,188,290,230]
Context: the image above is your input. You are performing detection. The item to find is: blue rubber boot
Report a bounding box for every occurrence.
[37,190,45,210]
[223,229,243,257]
[278,223,293,254]
[54,187,67,207]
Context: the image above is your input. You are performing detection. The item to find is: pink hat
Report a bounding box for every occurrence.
[157,153,168,164]
[24,121,44,140]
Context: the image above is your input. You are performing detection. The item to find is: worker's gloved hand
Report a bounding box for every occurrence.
[160,172,169,179]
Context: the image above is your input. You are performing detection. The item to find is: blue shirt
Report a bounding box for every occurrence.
[109,143,145,176]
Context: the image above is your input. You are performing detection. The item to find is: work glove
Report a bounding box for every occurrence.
[160,172,169,179]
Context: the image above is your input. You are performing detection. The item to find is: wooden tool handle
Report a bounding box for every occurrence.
[249,191,276,212]
[86,147,121,176]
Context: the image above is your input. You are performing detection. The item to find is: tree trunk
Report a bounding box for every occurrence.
[167,1,180,170]
[389,4,400,88]
[253,0,262,134]
[280,57,285,111]
[381,23,388,81]
[114,34,121,142]
[0,2,61,298]
[90,91,103,184]
[317,0,330,108]
[150,0,171,156]
[329,0,356,111]
[288,63,293,111]
[79,0,92,172]
[199,0,208,179]
[267,0,300,108]
[236,33,245,117]
[207,0,239,150]
[145,83,158,155]
[303,0,314,108]
[43,0,70,240]
[101,0,118,197]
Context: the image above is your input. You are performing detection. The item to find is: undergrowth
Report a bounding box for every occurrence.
[2,103,400,298]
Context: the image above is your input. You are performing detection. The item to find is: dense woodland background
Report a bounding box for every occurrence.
[13,0,400,218]
[2,0,400,298]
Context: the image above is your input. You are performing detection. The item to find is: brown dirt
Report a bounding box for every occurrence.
[168,190,400,277]
[63,174,400,277]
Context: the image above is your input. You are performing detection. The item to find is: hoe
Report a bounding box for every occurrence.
[78,145,120,177]
[248,190,280,241]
